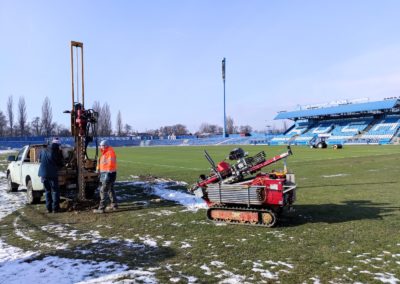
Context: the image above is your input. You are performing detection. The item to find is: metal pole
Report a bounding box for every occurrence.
[81,43,84,108]
[222,58,227,138]
[70,43,74,110]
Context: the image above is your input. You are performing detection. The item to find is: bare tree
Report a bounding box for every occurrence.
[198,123,210,134]
[18,96,27,136]
[92,101,101,114]
[57,125,71,136]
[92,101,101,135]
[159,124,188,136]
[239,125,253,134]
[173,124,188,136]
[41,97,53,136]
[98,103,112,136]
[116,110,123,136]
[124,124,132,136]
[198,123,222,134]
[226,116,237,134]
[0,111,7,136]
[7,95,14,136]
[31,117,41,136]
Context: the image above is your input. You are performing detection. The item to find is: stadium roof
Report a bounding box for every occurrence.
[274,99,400,120]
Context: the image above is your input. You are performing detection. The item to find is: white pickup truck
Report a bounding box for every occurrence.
[6,144,98,204]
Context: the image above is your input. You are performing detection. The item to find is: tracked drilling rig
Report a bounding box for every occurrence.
[191,147,297,227]
[64,41,99,201]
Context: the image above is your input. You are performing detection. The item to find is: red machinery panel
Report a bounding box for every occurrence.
[264,178,284,205]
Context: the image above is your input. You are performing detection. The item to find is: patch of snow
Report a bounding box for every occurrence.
[0,180,27,219]
[200,264,212,275]
[149,209,175,216]
[211,260,225,268]
[310,276,321,284]
[162,241,172,247]
[0,173,157,284]
[139,235,158,247]
[252,268,278,279]
[13,216,34,242]
[184,275,198,283]
[126,180,207,211]
[1,255,129,284]
[40,224,102,243]
[250,260,294,280]
[0,239,38,262]
[0,149,17,155]
[374,272,399,284]
[190,220,209,225]
[77,268,157,284]
[265,260,294,269]
[180,241,192,248]
[216,269,247,284]
[321,174,349,178]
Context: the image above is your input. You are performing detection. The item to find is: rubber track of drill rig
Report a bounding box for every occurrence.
[207,205,278,227]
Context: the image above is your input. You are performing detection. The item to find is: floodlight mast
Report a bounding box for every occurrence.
[222,58,228,138]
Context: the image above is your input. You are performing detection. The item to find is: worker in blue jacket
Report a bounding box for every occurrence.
[38,140,63,213]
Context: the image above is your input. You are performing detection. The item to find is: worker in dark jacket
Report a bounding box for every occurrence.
[38,141,63,213]
[93,140,118,213]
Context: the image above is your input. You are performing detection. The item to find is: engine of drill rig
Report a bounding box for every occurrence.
[218,148,267,184]
[72,103,99,158]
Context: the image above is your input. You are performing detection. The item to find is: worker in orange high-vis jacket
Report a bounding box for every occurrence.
[93,140,118,213]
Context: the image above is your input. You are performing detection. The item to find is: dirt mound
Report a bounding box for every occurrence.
[60,199,98,212]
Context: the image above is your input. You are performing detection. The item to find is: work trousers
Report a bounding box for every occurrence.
[42,177,60,212]
[98,181,118,210]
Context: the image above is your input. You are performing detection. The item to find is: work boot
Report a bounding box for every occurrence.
[93,208,105,214]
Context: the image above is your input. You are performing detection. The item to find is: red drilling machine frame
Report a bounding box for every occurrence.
[191,146,297,227]
[64,41,99,201]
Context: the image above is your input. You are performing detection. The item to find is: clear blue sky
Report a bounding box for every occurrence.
[1,0,400,133]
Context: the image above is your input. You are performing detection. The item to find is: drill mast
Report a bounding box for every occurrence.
[70,41,99,200]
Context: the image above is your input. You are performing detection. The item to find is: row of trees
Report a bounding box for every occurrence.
[93,103,134,136]
[144,117,255,138]
[0,96,63,137]
[199,116,253,135]
[0,96,283,138]
[0,96,136,137]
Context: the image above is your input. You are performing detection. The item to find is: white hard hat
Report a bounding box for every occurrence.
[100,140,109,147]
[52,138,61,144]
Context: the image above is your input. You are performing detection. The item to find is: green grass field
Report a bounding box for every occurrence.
[1,145,400,283]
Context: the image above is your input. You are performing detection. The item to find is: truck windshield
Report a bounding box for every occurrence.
[16,147,26,161]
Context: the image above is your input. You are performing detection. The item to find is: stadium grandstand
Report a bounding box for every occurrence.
[270,97,400,146]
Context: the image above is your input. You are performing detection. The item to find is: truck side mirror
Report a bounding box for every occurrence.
[7,155,16,162]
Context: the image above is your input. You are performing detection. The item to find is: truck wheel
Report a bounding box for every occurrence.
[317,143,323,149]
[26,180,41,204]
[7,175,19,193]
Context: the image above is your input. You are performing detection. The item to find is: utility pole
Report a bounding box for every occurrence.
[222,58,228,137]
